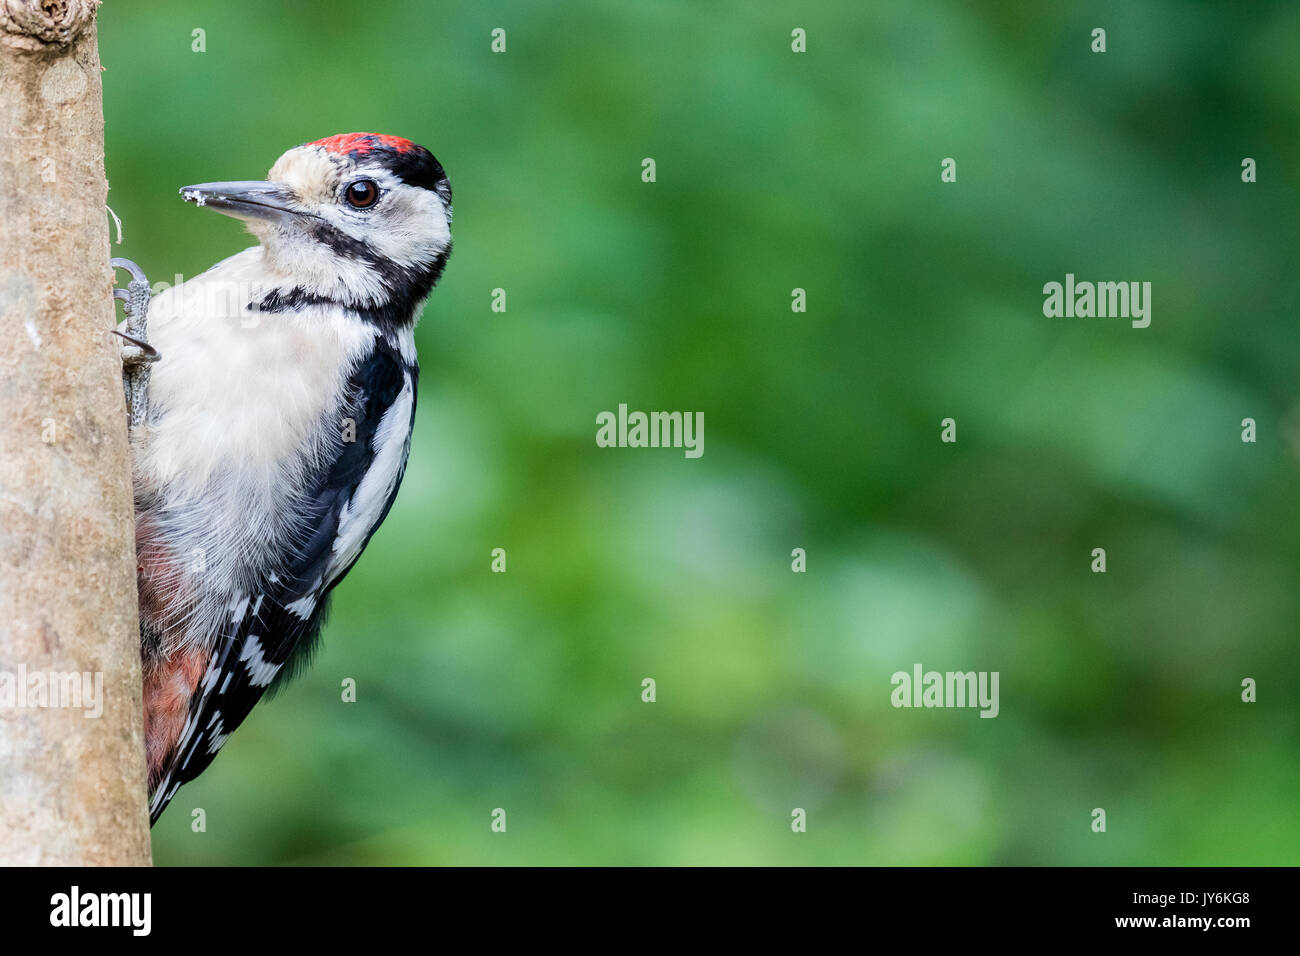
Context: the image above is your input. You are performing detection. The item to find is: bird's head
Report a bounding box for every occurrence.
[181,133,453,309]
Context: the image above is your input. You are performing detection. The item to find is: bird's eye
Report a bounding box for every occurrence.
[344,179,380,209]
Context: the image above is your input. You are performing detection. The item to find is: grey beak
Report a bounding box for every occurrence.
[179,180,310,225]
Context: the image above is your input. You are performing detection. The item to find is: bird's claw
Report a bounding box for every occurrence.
[111,257,149,286]
[111,258,157,431]
[111,328,161,364]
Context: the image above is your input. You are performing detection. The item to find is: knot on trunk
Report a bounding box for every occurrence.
[1,0,99,52]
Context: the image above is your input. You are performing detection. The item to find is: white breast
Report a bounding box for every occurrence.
[138,248,375,497]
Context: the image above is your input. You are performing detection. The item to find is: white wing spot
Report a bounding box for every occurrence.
[200,656,222,693]
[207,729,230,756]
[239,635,283,687]
[229,595,250,624]
[286,595,317,619]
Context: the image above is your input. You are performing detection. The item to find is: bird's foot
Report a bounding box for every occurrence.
[111,258,159,431]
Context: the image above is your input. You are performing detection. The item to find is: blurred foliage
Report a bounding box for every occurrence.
[99,0,1300,864]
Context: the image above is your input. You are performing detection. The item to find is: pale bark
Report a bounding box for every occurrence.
[0,0,151,864]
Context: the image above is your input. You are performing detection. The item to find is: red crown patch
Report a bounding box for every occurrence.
[308,133,418,157]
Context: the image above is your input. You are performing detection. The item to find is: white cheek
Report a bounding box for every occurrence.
[265,232,390,304]
[367,189,451,269]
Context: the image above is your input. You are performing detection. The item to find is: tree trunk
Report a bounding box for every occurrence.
[0,0,151,865]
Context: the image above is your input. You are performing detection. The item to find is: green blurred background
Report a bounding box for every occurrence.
[101,0,1300,865]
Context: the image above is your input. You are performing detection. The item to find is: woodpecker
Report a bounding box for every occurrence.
[121,133,452,824]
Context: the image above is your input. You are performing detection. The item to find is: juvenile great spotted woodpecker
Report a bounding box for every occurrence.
[118,133,452,824]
